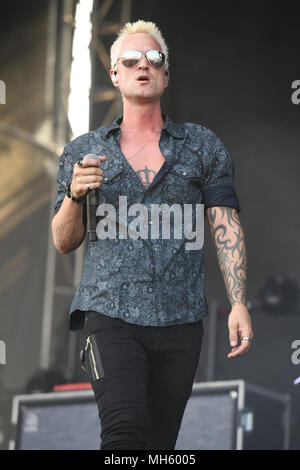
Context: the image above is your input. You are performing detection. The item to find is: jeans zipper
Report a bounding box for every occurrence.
[85,336,100,381]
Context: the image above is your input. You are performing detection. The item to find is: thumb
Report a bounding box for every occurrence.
[229,323,238,347]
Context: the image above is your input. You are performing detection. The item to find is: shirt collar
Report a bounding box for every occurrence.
[102,116,123,138]
[162,114,186,139]
[103,114,186,139]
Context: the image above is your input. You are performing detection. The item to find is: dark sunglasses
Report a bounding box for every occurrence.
[115,49,166,69]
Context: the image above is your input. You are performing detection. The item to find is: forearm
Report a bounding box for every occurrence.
[207,207,247,307]
[52,195,86,254]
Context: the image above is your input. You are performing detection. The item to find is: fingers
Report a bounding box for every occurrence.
[71,155,107,198]
[229,330,238,349]
[227,308,253,359]
[227,326,253,359]
[75,166,104,178]
[77,155,107,168]
[227,337,251,359]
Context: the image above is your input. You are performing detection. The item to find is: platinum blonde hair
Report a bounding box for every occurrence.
[110,20,169,71]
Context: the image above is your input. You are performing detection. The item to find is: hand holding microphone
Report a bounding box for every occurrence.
[70,154,107,199]
[70,154,107,241]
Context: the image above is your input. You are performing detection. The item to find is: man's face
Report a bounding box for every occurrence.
[111,33,168,103]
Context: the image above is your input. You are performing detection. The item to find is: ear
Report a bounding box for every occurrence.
[164,70,170,87]
[110,69,118,86]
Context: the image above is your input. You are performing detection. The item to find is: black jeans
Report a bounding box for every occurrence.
[81,311,203,450]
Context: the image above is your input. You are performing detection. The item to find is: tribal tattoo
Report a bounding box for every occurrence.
[207,207,247,306]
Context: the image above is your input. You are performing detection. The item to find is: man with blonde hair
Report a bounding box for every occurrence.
[52,20,253,450]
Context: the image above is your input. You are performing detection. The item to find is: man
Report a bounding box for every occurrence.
[52,20,253,450]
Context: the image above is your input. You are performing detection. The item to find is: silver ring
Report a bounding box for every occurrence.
[86,183,90,191]
[242,336,251,342]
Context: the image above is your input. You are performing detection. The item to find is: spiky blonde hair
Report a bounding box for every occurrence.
[110,20,169,71]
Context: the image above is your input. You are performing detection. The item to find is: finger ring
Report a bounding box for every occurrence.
[242,336,251,342]
[77,159,83,167]
[86,183,91,191]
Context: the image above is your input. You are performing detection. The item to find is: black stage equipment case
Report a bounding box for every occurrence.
[9,380,291,450]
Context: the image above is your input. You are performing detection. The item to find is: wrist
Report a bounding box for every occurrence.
[66,182,84,203]
[229,303,250,317]
[229,302,248,313]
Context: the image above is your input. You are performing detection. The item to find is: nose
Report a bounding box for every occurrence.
[138,53,149,70]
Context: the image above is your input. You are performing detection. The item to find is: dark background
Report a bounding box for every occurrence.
[0,0,299,449]
[129,1,300,449]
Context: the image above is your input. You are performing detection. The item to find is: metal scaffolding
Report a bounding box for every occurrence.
[40,0,79,374]
[41,0,132,380]
[89,0,132,128]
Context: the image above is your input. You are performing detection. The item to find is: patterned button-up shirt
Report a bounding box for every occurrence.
[54,115,241,331]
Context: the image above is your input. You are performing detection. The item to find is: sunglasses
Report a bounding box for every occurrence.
[115,50,166,69]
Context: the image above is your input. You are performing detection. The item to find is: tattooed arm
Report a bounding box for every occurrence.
[207,206,253,358]
[51,196,86,254]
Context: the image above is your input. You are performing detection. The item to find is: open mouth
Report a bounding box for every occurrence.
[137,75,150,82]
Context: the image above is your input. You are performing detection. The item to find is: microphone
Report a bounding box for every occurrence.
[83,153,100,242]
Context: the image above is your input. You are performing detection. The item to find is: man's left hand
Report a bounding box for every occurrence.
[227,304,253,358]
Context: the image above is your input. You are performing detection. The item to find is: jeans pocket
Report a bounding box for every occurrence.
[84,333,106,382]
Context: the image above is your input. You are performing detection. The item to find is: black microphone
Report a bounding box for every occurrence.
[83,153,100,242]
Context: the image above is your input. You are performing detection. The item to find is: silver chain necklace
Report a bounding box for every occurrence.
[126,133,160,162]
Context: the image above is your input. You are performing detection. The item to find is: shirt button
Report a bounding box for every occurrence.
[104,177,109,183]
[153,307,158,313]
[183,172,187,176]
[155,276,160,281]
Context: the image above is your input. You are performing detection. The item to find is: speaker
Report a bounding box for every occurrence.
[176,381,291,450]
[10,390,100,450]
[9,380,291,450]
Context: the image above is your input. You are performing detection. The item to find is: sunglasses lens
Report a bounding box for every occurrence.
[146,50,165,68]
[122,58,139,68]
[119,50,142,68]
[117,50,166,69]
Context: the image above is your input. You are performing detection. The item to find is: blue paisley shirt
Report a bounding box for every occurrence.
[54,115,241,331]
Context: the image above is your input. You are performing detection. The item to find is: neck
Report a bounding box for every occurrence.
[120,100,164,134]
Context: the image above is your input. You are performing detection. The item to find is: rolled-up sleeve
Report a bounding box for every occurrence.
[202,132,241,214]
